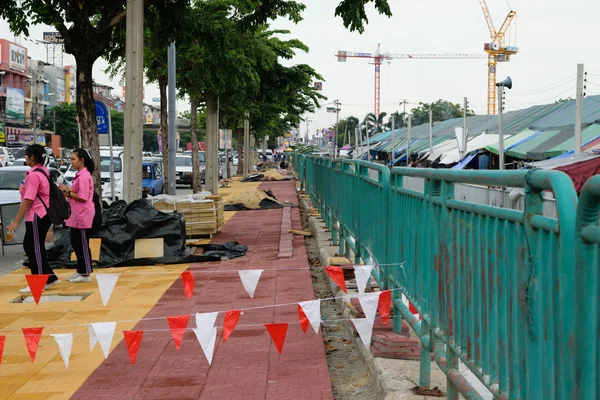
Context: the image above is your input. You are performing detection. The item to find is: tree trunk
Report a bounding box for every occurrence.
[159,75,169,192]
[236,128,244,176]
[190,97,202,193]
[75,56,102,196]
[205,94,219,194]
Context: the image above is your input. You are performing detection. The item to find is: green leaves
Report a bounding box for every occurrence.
[334,0,392,34]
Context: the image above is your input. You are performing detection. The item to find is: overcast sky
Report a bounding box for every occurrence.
[2,0,598,139]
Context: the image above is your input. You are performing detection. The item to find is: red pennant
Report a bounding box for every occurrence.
[222,310,241,343]
[22,327,43,362]
[181,271,194,299]
[378,290,392,325]
[297,305,309,334]
[167,315,190,350]
[409,302,418,314]
[25,275,49,305]
[123,330,144,366]
[325,266,347,293]
[0,336,5,367]
[265,323,288,355]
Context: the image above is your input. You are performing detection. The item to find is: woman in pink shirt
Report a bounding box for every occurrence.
[6,145,60,292]
[60,148,96,283]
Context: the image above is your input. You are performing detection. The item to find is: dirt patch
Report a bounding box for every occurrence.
[299,198,378,400]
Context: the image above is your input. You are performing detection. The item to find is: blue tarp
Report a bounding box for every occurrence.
[451,153,477,169]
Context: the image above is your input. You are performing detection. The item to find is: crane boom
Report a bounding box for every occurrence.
[479,0,497,40]
[336,46,485,117]
[496,11,517,48]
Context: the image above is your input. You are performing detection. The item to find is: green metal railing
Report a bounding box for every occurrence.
[294,154,591,400]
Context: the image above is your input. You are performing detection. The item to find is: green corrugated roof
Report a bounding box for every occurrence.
[485,128,538,155]
[505,129,562,159]
[532,123,600,159]
[530,95,600,129]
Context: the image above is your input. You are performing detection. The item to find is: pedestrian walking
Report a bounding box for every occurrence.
[6,145,60,293]
[60,148,96,283]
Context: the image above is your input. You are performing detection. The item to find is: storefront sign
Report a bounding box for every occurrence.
[9,44,26,72]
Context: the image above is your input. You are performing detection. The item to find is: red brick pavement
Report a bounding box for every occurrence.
[72,181,333,400]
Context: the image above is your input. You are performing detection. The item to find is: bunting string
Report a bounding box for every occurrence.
[0,288,405,333]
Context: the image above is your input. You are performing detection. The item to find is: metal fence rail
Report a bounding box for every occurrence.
[295,154,588,400]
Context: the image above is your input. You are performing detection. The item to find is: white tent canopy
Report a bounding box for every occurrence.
[438,133,504,165]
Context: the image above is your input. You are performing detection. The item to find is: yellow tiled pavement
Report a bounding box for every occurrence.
[0,264,191,400]
[0,178,267,400]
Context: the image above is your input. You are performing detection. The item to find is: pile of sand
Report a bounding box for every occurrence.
[225,188,270,209]
[262,169,285,180]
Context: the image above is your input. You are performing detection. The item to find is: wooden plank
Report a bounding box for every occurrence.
[330,256,353,266]
[288,229,312,237]
[134,238,164,259]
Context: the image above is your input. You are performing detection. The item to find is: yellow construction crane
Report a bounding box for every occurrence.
[479,0,518,115]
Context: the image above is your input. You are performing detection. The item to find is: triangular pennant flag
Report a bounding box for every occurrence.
[297,305,309,333]
[51,333,73,369]
[91,322,116,359]
[222,310,241,343]
[378,290,392,325]
[352,318,374,350]
[265,323,288,355]
[25,274,49,305]
[96,274,120,307]
[359,292,381,324]
[0,336,5,367]
[353,265,373,295]
[195,312,218,335]
[123,330,144,366]
[88,324,98,351]
[167,315,190,350]
[238,270,263,298]
[193,327,217,365]
[408,301,421,321]
[325,266,347,293]
[298,300,321,334]
[22,327,43,363]
[181,271,194,299]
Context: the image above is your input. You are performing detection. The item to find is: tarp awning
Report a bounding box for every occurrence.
[451,153,477,169]
[439,133,503,165]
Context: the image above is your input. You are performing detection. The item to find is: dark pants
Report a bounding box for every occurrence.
[71,228,93,275]
[24,214,58,283]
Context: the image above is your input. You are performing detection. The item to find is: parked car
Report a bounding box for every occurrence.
[232,154,239,166]
[175,155,194,187]
[142,161,164,197]
[0,147,14,167]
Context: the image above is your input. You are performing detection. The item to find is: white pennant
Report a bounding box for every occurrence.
[299,299,321,334]
[358,292,381,324]
[195,312,219,342]
[88,324,98,351]
[352,318,374,350]
[91,322,117,359]
[51,333,73,369]
[193,327,217,365]
[238,270,263,298]
[354,265,373,295]
[96,274,120,306]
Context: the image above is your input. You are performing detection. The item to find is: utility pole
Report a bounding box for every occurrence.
[575,63,584,156]
[406,115,412,166]
[53,110,56,136]
[462,97,468,159]
[400,99,408,127]
[496,76,512,170]
[123,0,144,203]
[167,42,177,195]
[390,113,395,166]
[333,100,340,158]
[429,109,433,158]
[243,112,250,177]
[366,122,371,162]
[354,126,359,159]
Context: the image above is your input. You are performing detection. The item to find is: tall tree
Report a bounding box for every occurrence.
[410,99,475,126]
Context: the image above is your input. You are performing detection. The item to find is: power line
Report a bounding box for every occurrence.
[510,75,576,96]
[506,85,576,105]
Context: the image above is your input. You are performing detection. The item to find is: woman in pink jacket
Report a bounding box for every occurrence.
[60,148,96,283]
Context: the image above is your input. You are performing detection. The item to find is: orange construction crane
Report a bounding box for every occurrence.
[336,44,485,117]
[479,0,518,114]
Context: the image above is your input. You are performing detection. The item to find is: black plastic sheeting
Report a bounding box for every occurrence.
[224,198,292,211]
[43,199,247,268]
